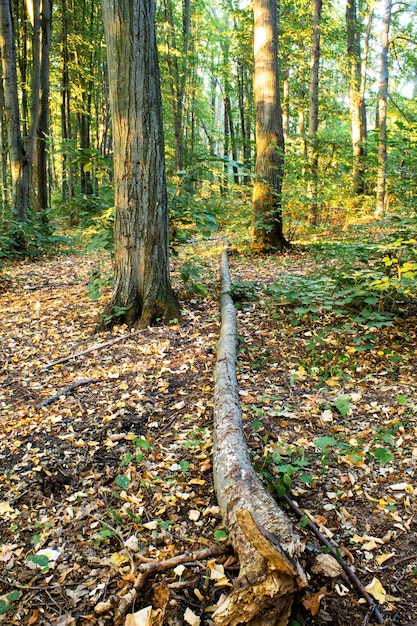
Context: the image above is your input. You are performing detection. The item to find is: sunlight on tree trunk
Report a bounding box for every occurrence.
[376,0,392,217]
[346,0,368,197]
[308,0,322,226]
[252,0,289,252]
[0,0,41,222]
[101,0,179,328]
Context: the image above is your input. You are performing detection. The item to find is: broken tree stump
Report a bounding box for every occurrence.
[212,242,307,626]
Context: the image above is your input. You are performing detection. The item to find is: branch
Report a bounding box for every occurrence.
[283,495,385,625]
[43,329,145,370]
[94,544,230,625]
[36,378,101,408]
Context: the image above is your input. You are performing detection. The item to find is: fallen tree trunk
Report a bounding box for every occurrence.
[212,242,307,626]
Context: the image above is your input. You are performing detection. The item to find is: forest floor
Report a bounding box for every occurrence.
[1,232,417,626]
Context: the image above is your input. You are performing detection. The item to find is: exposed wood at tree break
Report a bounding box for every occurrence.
[212,241,307,626]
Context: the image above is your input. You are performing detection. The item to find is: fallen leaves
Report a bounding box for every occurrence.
[1,242,417,625]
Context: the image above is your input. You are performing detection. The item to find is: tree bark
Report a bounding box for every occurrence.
[212,243,306,626]
[376,0,392,216]
[307,0,322,225]
[33,0,52,212]
[252,0,289,252]
[346,0,367,197]
[101,0,179,327]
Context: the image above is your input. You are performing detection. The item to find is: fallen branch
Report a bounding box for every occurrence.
[94,544,230,625]
[43,329,146,370]
[36,378,101,408]
[212,241,307,626]
[283,495,385,625]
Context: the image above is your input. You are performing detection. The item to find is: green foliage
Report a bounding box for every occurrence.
[0,591,21,615]
[0,210,70,266]
[169,165,220,243]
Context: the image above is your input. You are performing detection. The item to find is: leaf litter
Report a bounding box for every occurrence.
[0,241,416,625]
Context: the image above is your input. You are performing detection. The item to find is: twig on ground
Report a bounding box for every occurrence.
[36,378,101,408]
[283,495,385,625]
[42,329,147,370]
[95,544,231,625]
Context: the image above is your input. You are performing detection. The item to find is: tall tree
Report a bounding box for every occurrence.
[0,0,41,221]
[307,0,322,225]
[346,0,369,196]
[252,0,288,251]
[101,0,179,327]
[33,0,52,212]
[162,0,191,173]
[376,0,392,215]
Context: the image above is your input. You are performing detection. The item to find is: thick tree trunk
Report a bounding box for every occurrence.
[212,243,306,626]
[252,0,289,251]
[101,0,179,327]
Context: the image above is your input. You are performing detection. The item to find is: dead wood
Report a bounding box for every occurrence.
[36,378,101,408]
[212,241,307,626]
[94,544,230,625]
[283,495,385,624]
[42,329,146,370]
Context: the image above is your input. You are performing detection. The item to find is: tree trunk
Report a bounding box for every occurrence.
[376,0,392,216]
[0,59,9,212]
[163,0,191,173]
[0,0,27,220]
[33,0,52,212]
[346,0,367,196]
[213,243,306,626]
[101,0,179,328]
[252,0,289,252]
[308,0,322,226]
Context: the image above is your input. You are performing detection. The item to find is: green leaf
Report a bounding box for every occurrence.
[297,515,309,528]
[214,529,227,541]
[314,436,337,450]
[179,460,190,474]
[134,437,152,450]
[120,451,133,467]
[32,534,41,548]
[397,394,407,405]
[334,395,351,416]
[299,472,313,485]
[373,447,394,466]
[27,554,50,572]
[251,419,263,432]
[0,591,21,615]
[109,507,124,525]
[115,474,131,489]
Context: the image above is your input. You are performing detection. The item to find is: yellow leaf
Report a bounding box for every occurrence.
[376,553,395,565]
[110,552,130,567]
[0,501,14,515]
[365,577,386,604]
[124,606,152,626]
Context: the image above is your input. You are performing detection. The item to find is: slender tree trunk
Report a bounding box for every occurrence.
[101,0,179,327]
[252,0,289,251]
[61,0,73,201]
[163,0,191,172]
[308,0,322,225]
[0,60,9,212]
[346,0,367,196]
[282,65,290,142]
[376,0,392,216]
[33,0,52,212]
